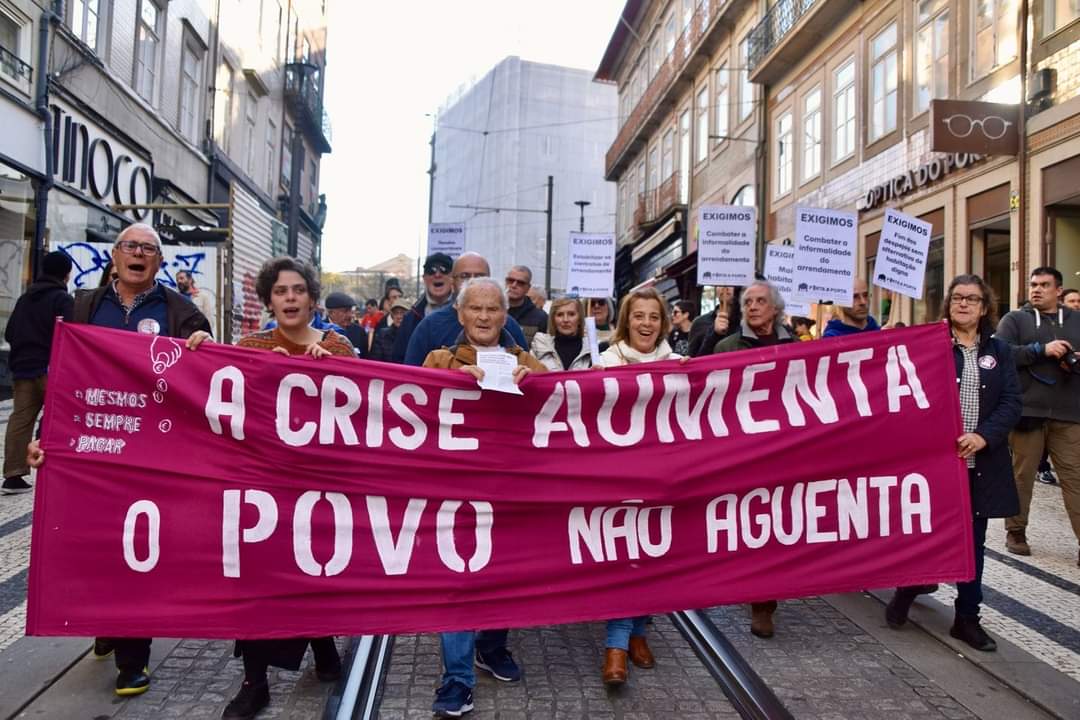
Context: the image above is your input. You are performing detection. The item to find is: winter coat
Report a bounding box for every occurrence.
[531,332,592,371]
[369,324,399,362]
[4,279,74,379]
[508,296,549,347]
[404,304,527,366]
[422,336,547,373]
[392,295,443,363]
[72,283,210,340]
[599,339,679,367]
[822,315,881,337]
[713,319,795,353]
[955,335,1022,518]
[994,303,1080,424]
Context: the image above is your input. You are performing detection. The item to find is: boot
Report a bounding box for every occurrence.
[601,648,628,686]
[750,601,777,638]
[885,585,939,629]
[628,636,655,669]
[950,614,997,652]
[1005,530,1031,556]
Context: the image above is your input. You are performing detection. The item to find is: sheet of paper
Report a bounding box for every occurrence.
[584,317,603,366]
[475,350,523,395]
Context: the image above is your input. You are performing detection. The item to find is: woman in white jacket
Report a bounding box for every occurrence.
[530,297,592,371]
[595,287,678,688]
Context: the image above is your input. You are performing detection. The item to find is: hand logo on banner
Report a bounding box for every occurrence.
[150,337,184,375]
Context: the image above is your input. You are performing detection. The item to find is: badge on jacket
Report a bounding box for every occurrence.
[978,355,997,370]
[137,318,161,335]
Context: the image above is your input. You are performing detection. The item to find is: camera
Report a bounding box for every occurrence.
[1064,350,1080,375]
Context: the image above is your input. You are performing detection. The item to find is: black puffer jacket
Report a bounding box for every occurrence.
[4,279,74,378]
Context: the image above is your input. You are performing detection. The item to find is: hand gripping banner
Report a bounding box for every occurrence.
[28,322,973,639]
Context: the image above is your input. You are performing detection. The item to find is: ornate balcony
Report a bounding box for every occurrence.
[635,174,685,230]
[746,0,858,85]
[0,44,32,86]
[285,62,331,154]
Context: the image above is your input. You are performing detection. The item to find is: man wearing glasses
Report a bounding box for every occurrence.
[403,252,528,366]
[391,252,456,363]
[69,222,211,697]
[504,265,547,347]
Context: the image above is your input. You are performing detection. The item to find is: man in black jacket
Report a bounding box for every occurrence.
[2,252,74,495]
[505,265,547,347]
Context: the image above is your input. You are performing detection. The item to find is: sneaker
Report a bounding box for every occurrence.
[475,647,521,682]
[0,476,32,495]
[1036,470,1058,485]
[222,680,270,719]
[115,667,150,696]
[92,638,114,659]
[950,615,997,652]
[432,680,474,718]
[1005,530,1031,556]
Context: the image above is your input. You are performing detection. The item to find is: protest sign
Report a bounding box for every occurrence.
[873,209,932,299]
[763,244,812,317]
[792,207,857,305]
[565,232,616,297]
[427,223,466,258]
[28,322,972,639]
[697,206,756,287]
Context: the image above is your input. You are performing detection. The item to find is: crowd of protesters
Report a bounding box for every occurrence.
[6,224,1080,718]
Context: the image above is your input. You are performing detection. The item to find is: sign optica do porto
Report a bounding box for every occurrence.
[792,207,857,306]
[427,223,466,258]
[697,206,756,287]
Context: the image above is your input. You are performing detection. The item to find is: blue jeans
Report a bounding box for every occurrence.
[439,629,508,688]
[955,517,988,617]
[605,616,647,650]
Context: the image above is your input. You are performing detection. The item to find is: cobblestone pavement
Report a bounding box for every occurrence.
[376,616,738,720]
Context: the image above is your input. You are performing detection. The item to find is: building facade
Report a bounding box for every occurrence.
[0,0,331,386]
[748,0,1080,323]
[597,0,763,308]
[430,56,616,293]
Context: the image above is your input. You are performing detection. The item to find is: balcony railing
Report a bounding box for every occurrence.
[605,0,723,178]
[0,44,32,86]
[747,0,816,72]
[285,62,331,154]
[635,174,685,229]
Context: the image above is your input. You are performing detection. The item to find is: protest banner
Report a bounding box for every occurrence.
[427,223,466,258]
[565,232,616,297]
[29,322,972,639]
[697,206,756,287]
[873,209,932,299]
[763,244,812,317]
[792,207,857,305]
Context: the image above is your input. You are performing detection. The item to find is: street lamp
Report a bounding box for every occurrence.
[574,200,591,232]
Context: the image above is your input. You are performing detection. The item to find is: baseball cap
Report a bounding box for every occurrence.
[423,253,453,275]
[391,298,412,312]
[324,291,357,310]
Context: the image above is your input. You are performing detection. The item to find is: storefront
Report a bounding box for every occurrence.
[626,213,683,300]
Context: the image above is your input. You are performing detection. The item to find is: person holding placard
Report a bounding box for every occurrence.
[822,278,880,337]
[688,287,739,357]
[595,287,679,687]
[531,297,592,371]
[886,274,1020,652]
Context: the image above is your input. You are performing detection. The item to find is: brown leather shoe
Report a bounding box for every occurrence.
[1005,530,1031,556]
[602,648,628,686]
[750,601,777,638]
[628,636,655,668]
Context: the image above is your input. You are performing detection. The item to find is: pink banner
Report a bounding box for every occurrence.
[28,322,973,639]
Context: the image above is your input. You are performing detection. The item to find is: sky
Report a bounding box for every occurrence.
[319,0,626,273]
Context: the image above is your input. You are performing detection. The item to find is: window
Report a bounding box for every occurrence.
[70,0,100,52]
[265,118,276,194]
[738,36,753,122]
[714,65,729,142]
[1046,0,1080,33]
[178,38,203,142]
[915,0,949,113]
[679,110,690,203]
[135,1,163,103]
[216,61,235,153]
[661,128,674,181]
[651,40,661,76]
[0,11,30,89]
[648,145,658,192]
[833,58,856,161]
[281,123,293,188]
[776,111,793,196]
[802,88,822,180]
[309,158,317,208]
[696,86,709,163]
[870,23,898,140]
[682,0,694,29]
[246,91,258,176]
[665,13,676,56]
[972,0,1017,78]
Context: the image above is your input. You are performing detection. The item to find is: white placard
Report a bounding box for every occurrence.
[565,232,616,298]
[427,222,466,258]
[475,350,524,395]
[764,245,812,317]
[872,208,932,299]
[584,316,603,366]
[697,206,756,286]
[792,207,857,305]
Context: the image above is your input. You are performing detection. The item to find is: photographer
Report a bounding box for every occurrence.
[996,267,1080,566]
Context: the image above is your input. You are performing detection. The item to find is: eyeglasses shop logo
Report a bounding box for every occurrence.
[941,114,1012,140]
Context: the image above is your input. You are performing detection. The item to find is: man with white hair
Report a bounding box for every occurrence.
[422,276,545,718]
[403,252,528,366]
[713,280,794,639]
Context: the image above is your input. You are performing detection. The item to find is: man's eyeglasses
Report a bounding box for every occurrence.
[424,265,450,276]
[950,294,984,306]
[115,240,161,256]
[505,277,529,287]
